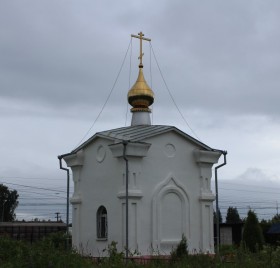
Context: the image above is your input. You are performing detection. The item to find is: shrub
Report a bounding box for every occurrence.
[101,241,125,267]
[0,233,92,267]
[170,234,188,260]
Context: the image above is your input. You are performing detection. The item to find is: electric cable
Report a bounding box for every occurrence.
[1,181,67,193]
[149,41,153,124]
[125,37,133,126]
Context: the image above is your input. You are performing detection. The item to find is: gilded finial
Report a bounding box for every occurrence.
[128,32,154,113]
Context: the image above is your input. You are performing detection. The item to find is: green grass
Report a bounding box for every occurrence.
[0,233,92,268]
[1,234,280,267]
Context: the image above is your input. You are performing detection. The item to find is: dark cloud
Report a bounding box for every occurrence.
[143,1,280,118]
[1,1,279,120]
[0,1,280,191]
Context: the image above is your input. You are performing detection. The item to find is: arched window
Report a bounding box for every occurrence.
[97,206,107,239]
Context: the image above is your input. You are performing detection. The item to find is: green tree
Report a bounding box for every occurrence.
[213,209,223,223]
[226,206,241,223]
[260,218,273,244]
[0,184,19,221]
[242,210,264,252]
[271,213,280,224]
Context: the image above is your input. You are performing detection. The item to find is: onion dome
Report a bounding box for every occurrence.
[128,67,154,112]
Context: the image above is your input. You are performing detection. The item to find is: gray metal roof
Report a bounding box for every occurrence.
[98,125,173,141]
[72,125,215,153]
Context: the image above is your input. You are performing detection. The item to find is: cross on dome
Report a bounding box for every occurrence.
[131,32,151,68]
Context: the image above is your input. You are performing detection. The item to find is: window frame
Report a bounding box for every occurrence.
[96,205,108,240]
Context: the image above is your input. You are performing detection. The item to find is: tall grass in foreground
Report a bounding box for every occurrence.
[0,232,92,268]
[1,233,280,267]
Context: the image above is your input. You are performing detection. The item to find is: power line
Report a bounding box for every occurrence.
[1,185,69,200]
[220,200,277,204]
[19,197,67,200]
[211,180,280,220]
[0,176,50,180]
[1,181,67,193]
[219,187,280,195]
[217,181,280,191]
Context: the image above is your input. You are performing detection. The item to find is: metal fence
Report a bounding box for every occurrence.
[0,222,67,243]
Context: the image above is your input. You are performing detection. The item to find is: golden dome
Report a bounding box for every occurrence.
[128,67,154,112]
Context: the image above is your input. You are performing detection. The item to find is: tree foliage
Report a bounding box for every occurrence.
[242,210,264,252]
[214,209,223,223]
[271,213,280,224]
[260,214,280,245]
[0,184,19,221]
[226,206,242,224]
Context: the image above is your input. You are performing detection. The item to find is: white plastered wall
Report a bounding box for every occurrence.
[64,131,221,256]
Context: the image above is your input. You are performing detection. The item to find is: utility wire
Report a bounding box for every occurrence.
[75,39,132,148]
[14,189,67,199]
[216,181,280,191]
[150,43,200,140]
[149,42,153,124]
[219,200,278,204]
[125,37,133,127]
[219,187,280,195]
[1,184,69,200]
[149,42,153,90]
[19,197,66,200]
[20,203,65,206]
[0,176,50,180]
[1,181,67,193]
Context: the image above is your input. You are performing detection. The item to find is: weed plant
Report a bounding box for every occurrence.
[1,233,280,267]
[0,233,92,268]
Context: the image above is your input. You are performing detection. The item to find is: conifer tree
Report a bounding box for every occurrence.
[213,209,223,223]
[226,206,241,223]
[242,210,264,252]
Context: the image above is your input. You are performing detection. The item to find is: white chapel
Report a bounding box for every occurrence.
[60,32,224,256]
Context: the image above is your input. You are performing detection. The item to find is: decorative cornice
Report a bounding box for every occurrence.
[109,142,151,158]
[193,149,221,164]
[63,150,84,167]
[117,189,143,199]
[70,196,82,204]
[199,192,215,201]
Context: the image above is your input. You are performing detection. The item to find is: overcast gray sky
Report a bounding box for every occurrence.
[1,1,280,213]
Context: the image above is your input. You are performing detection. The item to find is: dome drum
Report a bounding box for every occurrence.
[128,95,154,109]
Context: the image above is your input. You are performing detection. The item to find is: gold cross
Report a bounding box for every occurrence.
[131,31,151,67]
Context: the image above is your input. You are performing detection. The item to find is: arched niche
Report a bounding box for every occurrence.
[152,174,190,252]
